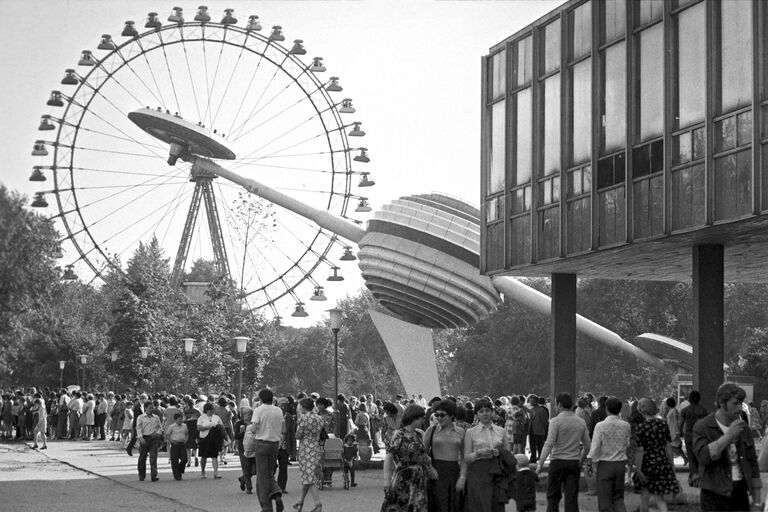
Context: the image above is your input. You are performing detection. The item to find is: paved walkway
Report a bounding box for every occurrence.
[3,438,762,511]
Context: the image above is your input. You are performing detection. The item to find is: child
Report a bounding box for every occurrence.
[31,398,48,450]
[166,412,189,480]
[342,433,358,488]
[511,409,527,455]
[513,453,537,512]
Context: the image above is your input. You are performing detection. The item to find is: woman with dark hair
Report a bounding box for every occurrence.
[197,402,224,479]
[464,402,475,425]
[459,398,510,512]
[382,404,436,511]
[183,396,201,468]
[634,398,680,512]
[293,397,323,512]
[424,400,464,512]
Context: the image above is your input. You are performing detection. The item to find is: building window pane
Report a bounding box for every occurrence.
[602,42,626,153]
[485,221,505,271]
[538,207,560,260]
[485,196,504,223]
[676,2,706,128]
[511,186,532,214]
[601,0,626,45]
[672,164,705,229]
[513,36,533,87]
[490,50,506,100]
[714,150,752,220]
[569,1,592,60]
[543,74,561,176]
[510,215,531,266]
[515,89,533,185]
[567,197,591,254]
[636,0,664,26]
[571,59,592,164]
[488,101,505,194]
[639,24,664,140]
[598,186,626,245]
[720,1,753,113]
[541,19,561,74]
[633,175,664,239]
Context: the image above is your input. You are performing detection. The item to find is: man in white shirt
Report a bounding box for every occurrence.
[251,388,285,512]
[56,390,71,440]
[586,397,631,512]
[136,401,163,482]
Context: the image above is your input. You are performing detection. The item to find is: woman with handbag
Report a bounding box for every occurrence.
[382,404,436,512]
[423,400,464,512]
[293,397,323,512]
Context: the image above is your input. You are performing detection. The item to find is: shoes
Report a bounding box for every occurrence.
[350,483,357,487]
[239,476,246,491]
[139,478,145,481]
[246,489,253,494]
[41,446,47,450]
[187,462,191,467]
[213,474,222,479]
[151,477,159,482]
[281,488,288,494]
[275,496,284,512]
[174,477,182,481]
[195,457,199,467]
[126,448,133,457]
[32,445,38,449]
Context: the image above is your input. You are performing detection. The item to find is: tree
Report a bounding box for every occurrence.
[0,184,62,383]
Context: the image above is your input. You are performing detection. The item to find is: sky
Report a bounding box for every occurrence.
[1,0,565,324]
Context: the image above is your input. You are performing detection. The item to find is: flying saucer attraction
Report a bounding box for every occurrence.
[130,106,668,398]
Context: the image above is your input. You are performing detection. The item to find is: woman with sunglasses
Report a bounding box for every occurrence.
[423,400,464,512]
[458,398,510,511]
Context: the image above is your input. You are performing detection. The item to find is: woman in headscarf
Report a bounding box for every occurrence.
[633,398,680,512]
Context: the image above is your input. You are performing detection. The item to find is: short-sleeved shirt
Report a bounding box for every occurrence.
[197,413,222,439]
[251,404,284,442]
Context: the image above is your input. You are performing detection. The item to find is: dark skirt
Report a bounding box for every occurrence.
[198,425,223,458]
[465,457,504,512]
[186,419,199,449]
[429,459,462,512]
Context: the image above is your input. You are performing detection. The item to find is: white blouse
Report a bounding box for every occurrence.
[196,413,222,439]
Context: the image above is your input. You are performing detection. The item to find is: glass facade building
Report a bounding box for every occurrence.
[480,0,765,280]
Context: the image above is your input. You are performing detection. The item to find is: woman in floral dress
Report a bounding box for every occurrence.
[294,398,323,512]
[633,398,680,512]
[382,404,435,512]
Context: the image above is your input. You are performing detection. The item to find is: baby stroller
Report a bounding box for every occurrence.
[319,437,345,490]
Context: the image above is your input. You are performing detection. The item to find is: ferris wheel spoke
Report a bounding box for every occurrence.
[95,187,196,260]
[211,45,247,129]
[201,30,213,128]
[71,166,182,178]
[181,40,203,124]
[233,128,327,168]
[157,31,183,116]
[113,48,165,108]
[225,160,335,175]
[231,85,322,143]
[72,166,188,215]
[202,31,227,126]
[228,53,290,140]
[70,122,166,158]
[68,145,170,158]
[135,39,169,110]
[225,50,267,137]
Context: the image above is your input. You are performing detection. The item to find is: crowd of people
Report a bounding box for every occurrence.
[2,383,768,512]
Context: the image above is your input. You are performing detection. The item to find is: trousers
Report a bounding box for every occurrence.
[546,459,582,512]
[254,440,281,511]
[170,442,188,480]
[138,435,159,480]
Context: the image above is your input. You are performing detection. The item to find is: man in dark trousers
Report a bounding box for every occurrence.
[528,395,549,464]
[585,397,630,512]
[334,394,350,439]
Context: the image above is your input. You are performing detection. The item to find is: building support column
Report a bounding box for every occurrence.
[692,244,724,409]
[551,273,577,407]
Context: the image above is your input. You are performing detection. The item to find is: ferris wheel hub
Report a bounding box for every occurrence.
[127,107,236,163]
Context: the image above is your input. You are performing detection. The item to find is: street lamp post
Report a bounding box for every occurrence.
[182,338,195,394]
[79,355,87,389]
[139,346,149,392]
[110,350,118,392]
[327,308,342,431]
[234,337,249,403]
[59,360,66,389]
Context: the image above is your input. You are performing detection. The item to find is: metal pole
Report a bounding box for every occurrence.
[333,328,339,406]
[60,368,63,389]
[76,359,79,388]
[238,353,244,404]
[186,353,190,395]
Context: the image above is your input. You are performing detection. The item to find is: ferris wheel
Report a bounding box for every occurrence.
[29,6,375,318]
